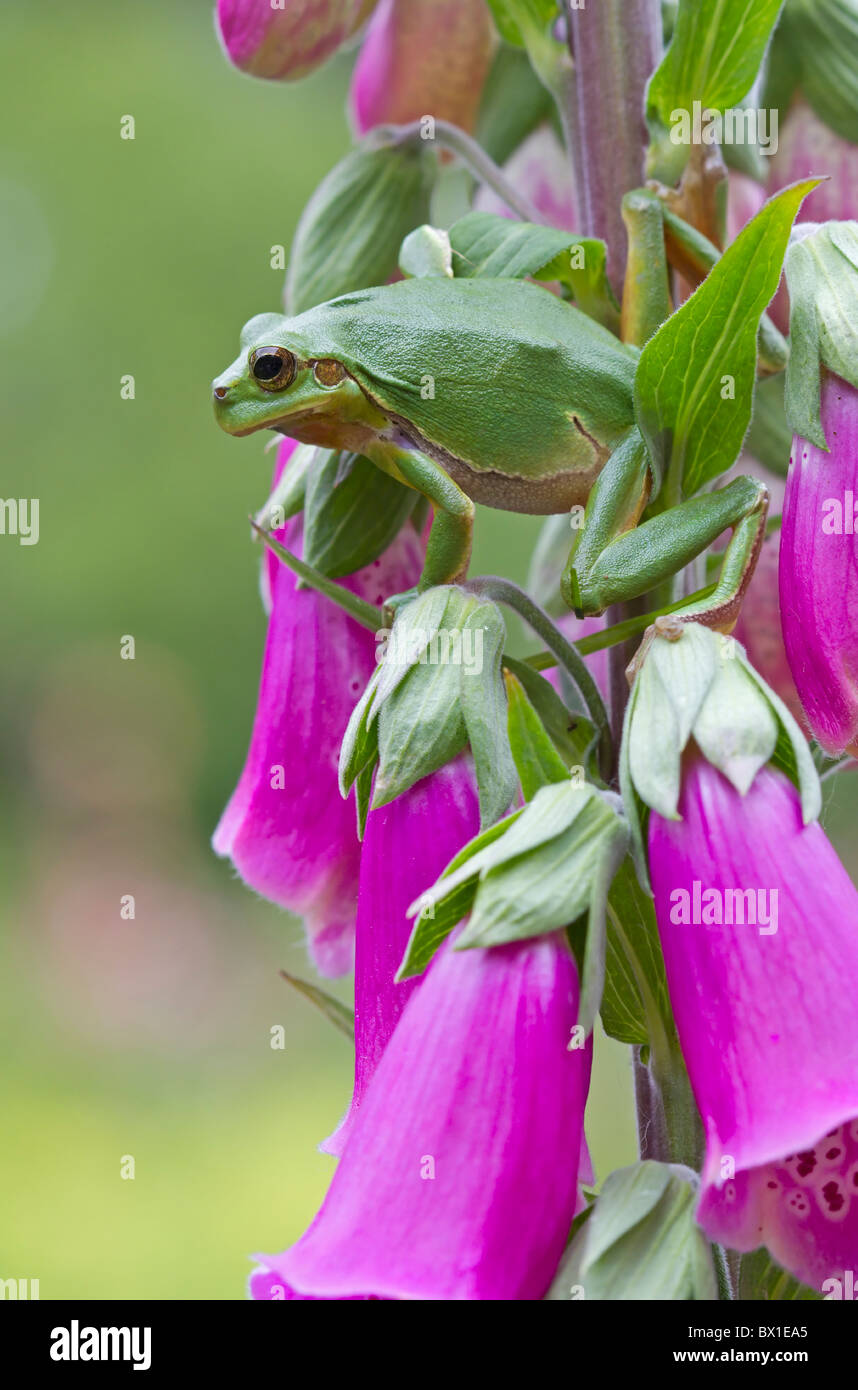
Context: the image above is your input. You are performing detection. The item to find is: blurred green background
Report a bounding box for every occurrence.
[1,0,856,1300]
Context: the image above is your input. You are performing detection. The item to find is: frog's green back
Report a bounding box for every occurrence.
[280,277,638,493]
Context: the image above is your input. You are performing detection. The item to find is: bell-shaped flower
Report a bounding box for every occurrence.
[321,758,479,1155]
[780,222,858,754]
[250,926,591,1300]
[349,0,494,135]
[213,439,422,975]
[215,0,377,82]
[649,758,858,1293]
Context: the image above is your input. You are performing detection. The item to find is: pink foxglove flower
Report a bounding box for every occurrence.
[349,0,494,136]
[649,759,858,1292]
[475,125,578,231]
[322,758,479,1154]
[250,929,591,1300]
[213,439,422,976]
[780,372,858,756]
[216,0,377,82]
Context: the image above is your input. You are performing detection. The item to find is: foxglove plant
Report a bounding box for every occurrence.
[210,0,858,1302]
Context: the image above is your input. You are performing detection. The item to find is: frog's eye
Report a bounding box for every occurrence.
[249,346,297,392]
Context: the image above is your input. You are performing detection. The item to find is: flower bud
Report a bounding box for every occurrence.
[340,585,518,830]
[215,0,376,82]
[349,0,494,135]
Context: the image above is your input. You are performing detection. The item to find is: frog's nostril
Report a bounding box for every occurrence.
[213,385,229,400]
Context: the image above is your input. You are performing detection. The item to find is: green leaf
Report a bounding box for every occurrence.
[634,180,817,498]
[475,42,555,166]
[254,443,318,530]
[780,0,858,146]
[279,971,354,1042]
[548,1162,717,1301]
[286,145,434,314]
[578,823,630,1036]
[505,670,570,800]
[503,655,600,775]
[738,1247,821,1301]
[485,0,557,48]
[602,859,670,1048]
[303,451,416,577]
[447,211,619,328]
[646,0,787,183]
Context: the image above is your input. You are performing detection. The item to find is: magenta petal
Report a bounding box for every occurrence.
[780,373,858,756]
[322,759,479,1155]
[213,440,422,977]
[349,0,494,135]
[259,931,591,1300]
[216,0,376,82]
[649,760,858,1290]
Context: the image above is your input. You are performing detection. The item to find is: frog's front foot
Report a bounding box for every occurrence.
[382,586,420,625]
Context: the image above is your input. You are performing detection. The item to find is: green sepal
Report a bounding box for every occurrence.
[459,600,519,829]
[338,665,381,800]
[624,622,822,825]
[286,144,435,314]
[450,783,628,966]
[635,180,817,498]
[396,809,522,980]
[547,1162,717,1301]
[399,781,627,987]
[365,587,515,822]
[645,0,787,184]
[398,225,454,280]
[740,654,822,824]
[505,669,571,799]
[279,971,354,1042]
[784,221,858,449]
[303,450,417,577]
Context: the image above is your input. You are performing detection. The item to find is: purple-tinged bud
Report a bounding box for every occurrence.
[649,759,858,1293]
[216,0,377,82]
[212,438,422,976]
[349,0,494,135]
[781,372,858,755]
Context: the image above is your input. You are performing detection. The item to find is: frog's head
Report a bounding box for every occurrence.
[212,312,373,441]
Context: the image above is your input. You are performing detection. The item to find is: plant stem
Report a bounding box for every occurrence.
[564,0,663,293]
[367,120,546,225]
[462,575,612,780]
